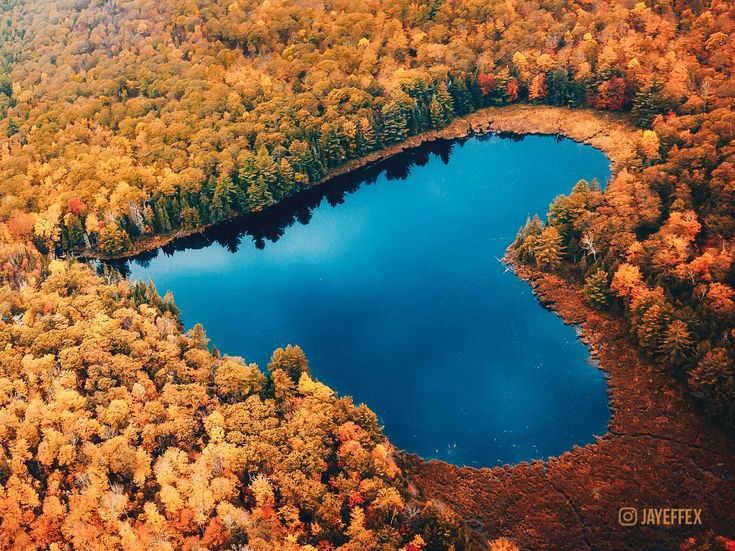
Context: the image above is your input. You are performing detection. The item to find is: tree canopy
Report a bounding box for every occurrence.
[0,0,732,255]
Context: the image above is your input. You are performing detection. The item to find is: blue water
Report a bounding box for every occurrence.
[125,134,611,467]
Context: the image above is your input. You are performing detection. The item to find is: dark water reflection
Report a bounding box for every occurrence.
[111,138,461,273]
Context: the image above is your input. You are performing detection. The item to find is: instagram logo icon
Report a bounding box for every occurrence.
[618,507,638,526]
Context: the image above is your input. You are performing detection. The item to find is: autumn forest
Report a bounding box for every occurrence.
[0,0,734,549]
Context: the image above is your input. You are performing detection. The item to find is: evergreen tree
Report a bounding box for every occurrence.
[429,96,448,129]
[584,269,611,309]
[153,196,172,233]
[7,117,18,137]
[658,319,694,367]
[238,155,260,210]
[689,348,735,422]
[511,215,543,263]
[246,177,275,212]
[168,196,182,229]
[288,139,324,183]
[255,146,279,196]
[356,118,377,155]
[318,124,345,168]
[534,225,564,271]
[210,174,235,223]
[631,82,671,128]
[63,214,86,249]
[547,195,572,227]
[97,224,132,255]
[447,77,471,115]
[405,103,422,135]
[142,204,155,231]
[436,81,455,120]
[637,304,667,353]
[276,158,295,198]
[381,100,409,145]
[545,67,581,106]
[181,205,200,229]
[467,75,483,109]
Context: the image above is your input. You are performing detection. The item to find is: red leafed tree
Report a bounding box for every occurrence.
[506,77,519,102]
[589,76,627,110]
[67,197,86,215]
[7,212,35,239]
[477,73,497,95]
[528,74,547,101]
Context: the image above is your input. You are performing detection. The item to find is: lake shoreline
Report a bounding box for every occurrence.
[124,133,613,467]
[85,104,638,262]
[92,104,735,547]
[400,262,735,550]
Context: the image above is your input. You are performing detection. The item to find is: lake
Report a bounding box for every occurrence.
[123,134,612,467]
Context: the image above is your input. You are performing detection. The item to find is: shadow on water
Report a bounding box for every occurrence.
[107,136,478,276]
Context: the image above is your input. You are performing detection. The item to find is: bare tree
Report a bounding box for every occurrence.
[581,231,598,261]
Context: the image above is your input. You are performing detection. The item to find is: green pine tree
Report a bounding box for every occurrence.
[65,214,86,248]
[7,117,18,137]
[436,81,455,119]
[255,146,279,195]
[448,77,471,115]
[689,348,735,422]
[288,139,324,183]
[97,224,132,255]
[153,196,172,233]
[275,158,295,199]
[429,96,448,129]
[318,124,345,168]
[584,269,611,310]
[534,225,564,271]
[511,215,543,264]
[246,177,275,212]
[181,206,200,230]
[631,82,671,128]
[169,196,182,229]
[357,118,377,155]
[381,100,409,145]
[546,67,571,106]
[547,194,572,227]
[210,175,235,223]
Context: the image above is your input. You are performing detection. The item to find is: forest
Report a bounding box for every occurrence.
[0,0,732,258]
[0,244,468,549]
[0,0,734,548]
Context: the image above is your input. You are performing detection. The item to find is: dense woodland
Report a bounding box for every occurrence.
[0,247,469,549]
[0,0,732,256]
[0,0,734,548]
